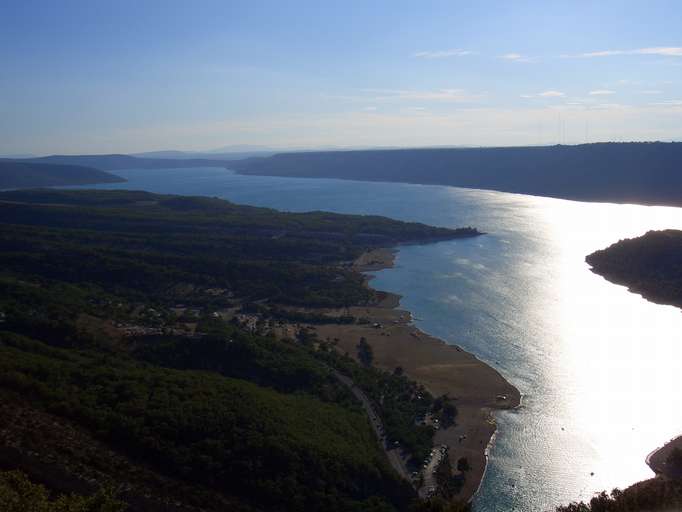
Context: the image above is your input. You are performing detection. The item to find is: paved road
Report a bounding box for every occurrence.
[331,370,412,483]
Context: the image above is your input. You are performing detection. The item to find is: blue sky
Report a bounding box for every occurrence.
[2,0,681,154]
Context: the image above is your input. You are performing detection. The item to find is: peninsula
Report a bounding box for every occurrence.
[0,188,514,511]
[318,248,520,502]
[586,229,682,309]
[557,230,682,511]
[0,160,125,189]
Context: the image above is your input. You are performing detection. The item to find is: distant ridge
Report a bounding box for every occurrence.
[0,160,125,189]
[133,149,277,160]
[230,142,682,207]
[19,154,237,171]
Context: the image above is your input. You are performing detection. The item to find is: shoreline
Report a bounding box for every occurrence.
[314,247,521,503]
[587,265,682,311]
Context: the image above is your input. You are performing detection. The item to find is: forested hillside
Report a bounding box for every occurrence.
[0,189,475,511]
[586,229,682,308]
[230,142,682,207]
[556,477,682,512]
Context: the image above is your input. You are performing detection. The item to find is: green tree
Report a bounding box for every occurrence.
[0,470,126,512]
[357,337,374,367]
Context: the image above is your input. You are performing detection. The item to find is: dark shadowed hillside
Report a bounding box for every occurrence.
[230,142,682,207]
[586,229,682,308]
[556,476,682,512]
[0,161,125,189]
[0,188,482,511]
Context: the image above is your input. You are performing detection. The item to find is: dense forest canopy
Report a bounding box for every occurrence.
[230,142,682,207]
[586,229,682,308]
[0,189,475,307]
[0,188,477,511]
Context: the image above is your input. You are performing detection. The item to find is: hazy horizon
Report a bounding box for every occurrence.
[2,0,682,155]
[4,139,682,160]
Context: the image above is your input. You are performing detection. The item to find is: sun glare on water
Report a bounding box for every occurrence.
[539,199,682,497]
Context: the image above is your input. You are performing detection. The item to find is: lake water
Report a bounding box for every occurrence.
[84,167,682,511]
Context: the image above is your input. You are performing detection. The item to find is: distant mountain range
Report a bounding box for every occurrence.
[0,160,125,189]
[230,142,682,207]
[16,154,238,171]
[132,149,277,160]
[130,144,410,160]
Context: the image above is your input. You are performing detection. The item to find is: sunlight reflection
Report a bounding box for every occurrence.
[545,199,682,495]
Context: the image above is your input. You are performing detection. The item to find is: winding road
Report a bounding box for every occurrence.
[331,370,412,483]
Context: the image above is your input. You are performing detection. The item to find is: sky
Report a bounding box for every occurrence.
[1,0,682,155]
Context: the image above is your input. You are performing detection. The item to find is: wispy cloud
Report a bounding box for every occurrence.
[649,99,682,106]
[356,88,486,103]
[589,89,615,95]
[589,103,628,110]
[322,88,486,105]
[564,46,682,58]
[539,90,565,97]
[639,90,662,95]
[412,48,473,59]
[498,53,536,62]
[521,90,565,99]
[389,89,483,101]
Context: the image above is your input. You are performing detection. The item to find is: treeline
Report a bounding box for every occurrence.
[556,478,682,511]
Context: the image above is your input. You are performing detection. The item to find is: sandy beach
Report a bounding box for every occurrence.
[310,248,521,502]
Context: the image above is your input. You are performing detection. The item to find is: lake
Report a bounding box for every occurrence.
[83,167,682,511]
